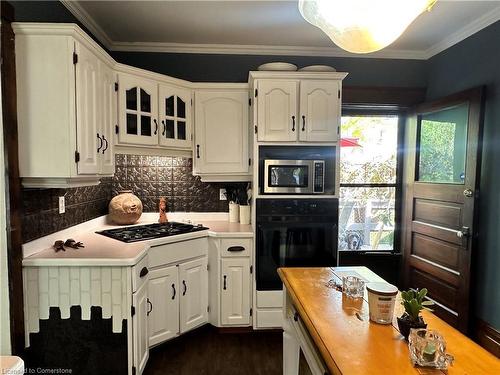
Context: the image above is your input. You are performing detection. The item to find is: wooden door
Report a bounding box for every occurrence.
[117,73,158,146]
[148,266,179,347]
[158,84,192,149]
[257,80,298,142]
[132,281,149,375]
[74,42,100,174]
[403,88,484,333]
[99,62,116,175]
[194,90,249,174]
[299,80,340,142]
[179,257,208,333]
[221,258,251,326]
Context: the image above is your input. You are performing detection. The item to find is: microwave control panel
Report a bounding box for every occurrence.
[313,161,325,193]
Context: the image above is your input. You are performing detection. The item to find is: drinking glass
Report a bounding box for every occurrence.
[342,276,365,298]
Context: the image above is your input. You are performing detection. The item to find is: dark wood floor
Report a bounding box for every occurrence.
[144,325,283,375]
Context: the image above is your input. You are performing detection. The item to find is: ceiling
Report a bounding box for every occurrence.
[61,0,500,60]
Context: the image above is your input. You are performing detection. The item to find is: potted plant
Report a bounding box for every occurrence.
[397,288,434,340]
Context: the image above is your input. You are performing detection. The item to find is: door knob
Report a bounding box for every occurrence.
[456,226,470,238]
[463,189,473,198]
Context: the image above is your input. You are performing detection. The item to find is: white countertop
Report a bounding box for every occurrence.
[22,214,253,267]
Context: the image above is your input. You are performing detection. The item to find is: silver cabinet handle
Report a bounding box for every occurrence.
[456,226,470,238]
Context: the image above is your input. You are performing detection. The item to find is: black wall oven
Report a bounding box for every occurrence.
[256,198,338,291]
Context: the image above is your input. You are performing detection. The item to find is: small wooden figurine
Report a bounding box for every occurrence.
[159,197,168,224]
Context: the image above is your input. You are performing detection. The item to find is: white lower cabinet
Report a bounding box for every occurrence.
[179,258,209,333]
[221,258,251,326]
[148,266,179,347]
[132,281,149,375]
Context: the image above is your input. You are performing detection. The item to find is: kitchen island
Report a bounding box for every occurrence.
[278,267,500,375]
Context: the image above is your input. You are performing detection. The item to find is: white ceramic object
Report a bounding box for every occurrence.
[229,202,240,223]
[108,190,143,225]
[299,65,336,72]
[257,62,298,71]
[239,205,251,225]
[366,282,398,324]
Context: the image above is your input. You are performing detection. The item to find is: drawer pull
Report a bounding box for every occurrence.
[139,267,149,278]
[227,246,245,252]
[293,312,299,322]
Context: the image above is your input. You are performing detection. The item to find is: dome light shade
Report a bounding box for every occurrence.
[298,0,437,54]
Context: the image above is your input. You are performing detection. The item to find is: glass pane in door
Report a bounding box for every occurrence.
[165,120,175,139]
[417,103,468,184]
[126,88,137,110]
[177,97,186,118]
[126,113,137,134]
[178,121,186,140]
[140,89,151,112]
[141,115,151,136]
[165,96,174,117]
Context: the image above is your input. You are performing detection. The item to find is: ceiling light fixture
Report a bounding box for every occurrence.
[298,0,437,54]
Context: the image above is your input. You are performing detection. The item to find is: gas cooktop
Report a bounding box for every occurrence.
[96,222,209,243]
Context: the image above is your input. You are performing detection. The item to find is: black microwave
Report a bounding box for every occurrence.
[263,159,325,194]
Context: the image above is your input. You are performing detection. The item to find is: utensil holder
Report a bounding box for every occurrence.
[229,202,240,223]
[239,205,251,225]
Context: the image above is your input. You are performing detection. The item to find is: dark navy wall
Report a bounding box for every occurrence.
[11,1,109,51]
[426,21,500,330]
[111,51,427,85]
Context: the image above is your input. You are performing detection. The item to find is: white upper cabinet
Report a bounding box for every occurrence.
[148,266,179,347]
[158,84,192,149]
[117,73,159,146]
[179,257,208,333]
[194,89,249,177]
[99,62,116,175]
[14,23,118,188]
[250,71,347,143]
[257,80,298,142]
[299,80,340,142]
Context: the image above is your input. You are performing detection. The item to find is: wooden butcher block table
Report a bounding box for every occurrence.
[278,266,499,375]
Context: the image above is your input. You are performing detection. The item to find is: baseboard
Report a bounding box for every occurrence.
[475,318,500,358]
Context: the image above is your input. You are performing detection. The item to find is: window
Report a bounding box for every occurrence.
[339,116,400,251]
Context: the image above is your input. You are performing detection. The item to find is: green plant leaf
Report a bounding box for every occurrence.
[422,300,434,306]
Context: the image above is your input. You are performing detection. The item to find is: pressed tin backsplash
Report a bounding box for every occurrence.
[21,154,237,242]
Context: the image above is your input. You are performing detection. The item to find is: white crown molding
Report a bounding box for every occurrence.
[423,4,500,59]
[60,0,113,49]
[60,0,500,61]
[110,41,428,60]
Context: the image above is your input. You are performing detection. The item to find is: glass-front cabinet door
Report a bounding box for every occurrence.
[118,73,158,146]
[159,84,192,149]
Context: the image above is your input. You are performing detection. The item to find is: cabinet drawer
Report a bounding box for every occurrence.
[220,238,252,257]
[132,255,149,293]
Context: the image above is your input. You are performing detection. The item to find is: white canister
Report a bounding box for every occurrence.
[239,205,251,225]
[229,202,240,223]
[366,282,398,324]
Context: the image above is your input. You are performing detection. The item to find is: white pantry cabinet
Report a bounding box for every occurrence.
[193,88,250,181]
[148,266,179,347]
[221,257,251,326]
[14,24,117,187]
[250,71,348,143]
[179,257,209,333]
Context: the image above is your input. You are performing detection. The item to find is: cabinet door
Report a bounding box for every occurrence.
[179,257,208,333]
[257,80,298,142]
[159,84,192,149]
[221,258,251,326]
[194,91,249,174]
[99,62,116,175]
[148,266,179,347]
[75,42,100,174]
[132,281,149,375]
[299,80,340,142]
[118,73,158,146]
